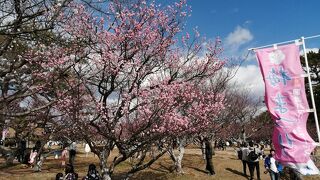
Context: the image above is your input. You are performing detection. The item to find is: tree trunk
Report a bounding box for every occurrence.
[169,137,186,174]
[201,138,206,160]
[174,149,184,174]
[33,139,49,172]
[99,149,112,180]
[101,172,112,180]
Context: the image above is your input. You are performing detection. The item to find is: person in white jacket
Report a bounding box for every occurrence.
[84,143,91,157]
[264,149,279,180]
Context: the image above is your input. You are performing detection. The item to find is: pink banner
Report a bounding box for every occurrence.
[255,43,319,175]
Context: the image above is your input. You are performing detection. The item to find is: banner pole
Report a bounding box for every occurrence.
[301,36,320,144]
[248,34,320,51]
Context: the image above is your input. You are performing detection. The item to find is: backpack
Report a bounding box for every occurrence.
[65,173,76,180]
[248,148,259,162]
[237,149,243,159]
[277,162,283,172]
[85,173,100,180]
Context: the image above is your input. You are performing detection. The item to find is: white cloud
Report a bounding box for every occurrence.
[225,26,253,48]
[306,48,319,53]
[229,65,264,98]
[300,48,319,55]
[223,26,254,63]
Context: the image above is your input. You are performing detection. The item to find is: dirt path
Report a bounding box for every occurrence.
[133,148,269,180]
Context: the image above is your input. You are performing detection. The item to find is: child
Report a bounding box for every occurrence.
[61,147,68,167]
[83,164,100,180]
[55,173,64,180]
[28,148,38,168]
[65,164,77,180]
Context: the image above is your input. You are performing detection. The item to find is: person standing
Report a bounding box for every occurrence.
[17,140,27,163]
[1,127,9,142]
[85,143,91,157]
[260,144,265,159]
[204,138,215,175]
[264,149,279,180]
[226,141,230,147]
[69,142,77,166]
[61,147,68,167]
[247,141,261,180]
[241,142,249,176]
[69,149,76,166]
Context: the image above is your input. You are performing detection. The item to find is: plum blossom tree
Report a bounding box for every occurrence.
[162,36,230,174]
[46,1,227,179]
[0,0,229,178]
[0,0,81,165]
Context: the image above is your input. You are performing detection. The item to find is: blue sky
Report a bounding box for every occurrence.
[177,0,320,99]
[186,0,320,50]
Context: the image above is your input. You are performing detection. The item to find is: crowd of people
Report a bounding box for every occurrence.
[237,141,283,180]
[54,142,99,180]
[53,139,283,180]
[0,137,291,180]
[203,138,285,180]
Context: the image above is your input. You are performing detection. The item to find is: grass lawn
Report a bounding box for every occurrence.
[1,146,320,180]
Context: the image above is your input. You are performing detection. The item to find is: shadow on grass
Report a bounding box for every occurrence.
[225,168,247,178]
[149,163,174,173]
[0,163,20,170]
[186,166,207,174]
[113,171,167,180]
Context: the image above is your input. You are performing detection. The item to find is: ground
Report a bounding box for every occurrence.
[1,146,320,180]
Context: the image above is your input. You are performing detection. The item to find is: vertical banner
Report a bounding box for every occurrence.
[255,43,319,175]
